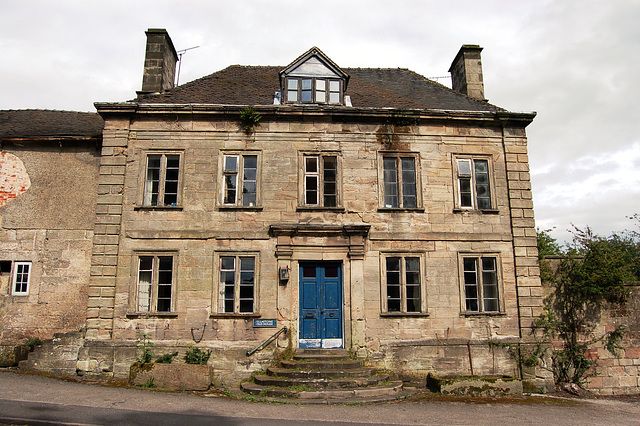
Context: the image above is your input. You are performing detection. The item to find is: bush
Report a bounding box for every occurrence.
[184,347,211,365]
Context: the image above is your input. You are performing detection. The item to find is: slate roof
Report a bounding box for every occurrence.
[134,66,501,112]
[0,110,104,139]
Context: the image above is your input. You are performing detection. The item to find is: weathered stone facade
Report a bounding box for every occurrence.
[0,112,102,364]
[81,102,542,385]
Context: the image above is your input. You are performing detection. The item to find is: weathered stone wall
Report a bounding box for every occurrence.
[0,143,99,348]
[584,286,640,395]
[84,111,541,384]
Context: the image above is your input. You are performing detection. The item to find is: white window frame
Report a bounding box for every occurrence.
[141,151,183,207]
[285,77,342,105]
[380,253,426,314]
[453,156,495,211]
[214,252,259,315]
[378,152,422,210]
[298,152,342,209]
[220,152,261,208]
[458,254,503,314]
[11,261,31,296]
[133,253,177,314]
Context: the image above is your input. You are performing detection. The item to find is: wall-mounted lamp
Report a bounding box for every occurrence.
[279,265,290,283]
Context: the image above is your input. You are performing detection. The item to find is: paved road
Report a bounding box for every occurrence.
[1,370,639,425]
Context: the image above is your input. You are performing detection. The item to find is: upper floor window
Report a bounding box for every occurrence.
[461,255,500,313]
[11,261,31,296]
[222,153,260,207]
[143,152,182,207]
[380,154,420,209]
[454,157,493,210]
[136,254,175,313]
[301,154,340,208]
[286,78,342,104]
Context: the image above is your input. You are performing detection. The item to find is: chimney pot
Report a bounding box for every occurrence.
[137,28,178,97]
[448,45,487,102]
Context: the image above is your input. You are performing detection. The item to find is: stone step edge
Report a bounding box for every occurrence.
[240,381,409,402]
[281,360,364,370]
[298,381,403,399]
[254,374,391,389]
[267,366,376,378]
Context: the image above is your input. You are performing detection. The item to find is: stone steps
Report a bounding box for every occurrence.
[18,331,84,376]
[241,349,412,403]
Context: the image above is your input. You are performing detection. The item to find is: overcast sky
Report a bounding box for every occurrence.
[1,0,638,244]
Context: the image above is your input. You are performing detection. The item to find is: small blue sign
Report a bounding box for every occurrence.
[253,319,277,328]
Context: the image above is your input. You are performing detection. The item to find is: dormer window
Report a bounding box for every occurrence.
[280,47,349,106]
[286,78,342,104]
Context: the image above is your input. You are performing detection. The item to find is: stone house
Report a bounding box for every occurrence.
[76,28,543,387]
[0,110,102,365]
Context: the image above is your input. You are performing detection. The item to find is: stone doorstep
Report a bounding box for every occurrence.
[281,359,364,370]
[267,366,377,378]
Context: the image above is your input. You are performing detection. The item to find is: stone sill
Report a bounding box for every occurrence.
[453,208,500,214]
[377,208,425,213]
[460,311,506,317]
[126,312,179,318]
[210,313,261,319]
[380,312,430,318]
[296,207,346,212]
[133,206,183,211]
[218,206,263,211]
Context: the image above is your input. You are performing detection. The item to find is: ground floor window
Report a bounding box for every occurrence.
[218,254,256,314]
[382,255,423,313]
[136,254,175,313]
[11,261,31,296]
[461,255,500,313]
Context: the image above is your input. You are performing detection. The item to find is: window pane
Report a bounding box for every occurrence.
[303,266,316,278]
[325,266,339,278]
[383,157,398,208]
[243,155,257,169]
[221,256,235,271]
[457,159,472,176]
[242,155,258,207]
[144,155,161,206]
[302,79,312,90]
[306,176,318,204]
[305,157,318,173]
[474,160,491,209]
[287,79,298,90]
[302,90,312,102]
[287,91,298,102]
[224,156,238,171]
[316,80,326,90]
[316,91,326,103]
[329,80,340,92]
[329,92,340,104]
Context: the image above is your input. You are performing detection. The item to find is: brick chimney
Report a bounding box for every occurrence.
[137,28,178,97]
[448,45,486,101]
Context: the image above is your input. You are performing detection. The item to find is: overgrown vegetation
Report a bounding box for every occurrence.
[25,337,42,351]
[155,351,179,364]
[184,346,212,365]
[534,216,640,386]
[135,333,155,365]
[239,107,262,134]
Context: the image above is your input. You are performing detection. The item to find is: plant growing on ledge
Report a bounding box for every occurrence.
[184,346,212,365]
[239,107,262,134]
[135,333,155,365]
[25,337,42,351]
[378,110,418,147]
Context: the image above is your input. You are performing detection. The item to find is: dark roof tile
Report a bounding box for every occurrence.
[134,65,500,112]
[0,110,104,139]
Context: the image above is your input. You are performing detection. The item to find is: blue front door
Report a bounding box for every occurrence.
[299,262,343,349]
